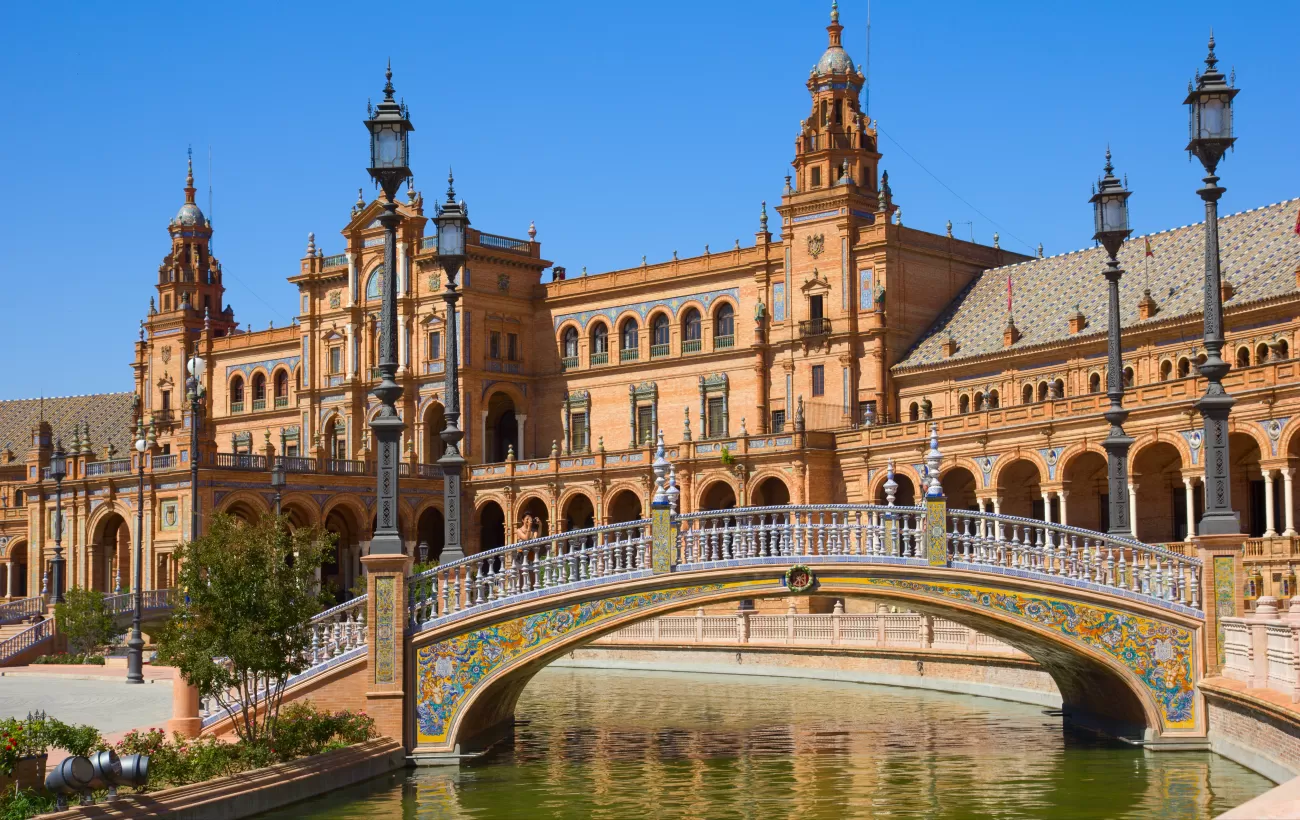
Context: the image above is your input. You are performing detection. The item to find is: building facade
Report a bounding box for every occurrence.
[3,6,1299,606]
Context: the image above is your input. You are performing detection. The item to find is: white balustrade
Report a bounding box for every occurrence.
[0,619,53,665]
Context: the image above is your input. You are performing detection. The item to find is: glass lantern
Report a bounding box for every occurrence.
[49,441,67,483]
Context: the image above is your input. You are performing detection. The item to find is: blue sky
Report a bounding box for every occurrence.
[0,1,1296,400]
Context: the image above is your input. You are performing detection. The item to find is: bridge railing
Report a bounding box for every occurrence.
[0,596,44,625]
[675,505,924,563]
[0,619,53,665]
[946,510,1201,609]
[408,521,652,625]
[103,588,175,618]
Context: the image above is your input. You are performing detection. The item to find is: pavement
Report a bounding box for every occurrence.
[0,664,175,736]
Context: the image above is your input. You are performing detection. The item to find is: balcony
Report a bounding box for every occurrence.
[714,335,735,350]
[231,402,245,414]
[275,456,317,473]
[86,459,132,477]
[650,344,670,359]
[425,361,445,375]
[478,232,531,254]
[683,339,702,354]
[561,356,579,371]
[590,352,609,366]
[799,318,832,338]
[152,454,177,470]
[214,453,267,471]
[274,396,289,408]
[321,253,347,269]
[252,398,266,411]
[416,463,442,479]
[325,458,367,475]
[620,348,640,363]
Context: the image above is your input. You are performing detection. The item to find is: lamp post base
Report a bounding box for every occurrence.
[125,633,145,684]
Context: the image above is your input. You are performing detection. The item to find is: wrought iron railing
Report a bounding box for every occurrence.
[231,401,245,414]
[321,253,347,268]
[799,318,832,337]
[0,596,44,625]
[420,237,437,251]
[252,399,267,411]
[274,396,289,408]
[477,232,531,253]
[152,454,177,470]
[0,619,52,665]
[683,339,702,354]
[561,356,578,370]
[714,334,735,350]
[590,352,609,366]
[416,463,442,479]
[214,453,267,470]
[408,522,652,625]
[276,456,317,473]
[620,348,640,362]
[86,459,132,477]
[103,588,174,618]
[325,459,367,475]
[650,343,670,358]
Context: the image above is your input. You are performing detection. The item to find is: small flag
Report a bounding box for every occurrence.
[1145,236,1155,257]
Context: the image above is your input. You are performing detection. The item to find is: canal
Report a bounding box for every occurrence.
[264,667,1273,819]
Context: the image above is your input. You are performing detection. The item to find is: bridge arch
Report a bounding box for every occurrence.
[410,564,1202,757]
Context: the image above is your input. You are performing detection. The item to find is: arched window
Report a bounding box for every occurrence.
[1177,358,1191,378]
[1089,372,1102,393]
[973,392,985,412]
[251,373,267,409]
[230,375,245,411]
[650,313,670,357]
[560,327,578,364]
[1052,378,1065,399]
[988,390,1000,409]
[958,394,970,414]
[274,370,289,403]
[1277,340,1290,360]
[1256,342,1270,365]
[908,402,919,422]
[1159,360,1173,381]
[1022,384,1034,404]
[714,303,735,347]
[590,322,608,353]
[620,318,639,361]
[365,267,383,301]
[1235,347,1250,368]
[682,308,702,352]
[1122,366,1135,388]
[1036,382,1048,402]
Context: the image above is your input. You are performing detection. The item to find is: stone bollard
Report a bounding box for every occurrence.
[1250,596,1280,689]
[166,676,202,738]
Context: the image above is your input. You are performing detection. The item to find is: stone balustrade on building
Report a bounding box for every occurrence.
[1221,596,1300,701]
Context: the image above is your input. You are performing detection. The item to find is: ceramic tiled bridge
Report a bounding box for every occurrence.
[208,437,1244,761]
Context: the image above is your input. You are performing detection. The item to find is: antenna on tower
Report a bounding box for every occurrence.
[864,0,871,118]
[208,145,214,252]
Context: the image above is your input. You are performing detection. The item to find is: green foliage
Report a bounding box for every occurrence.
[32,652,106,665]
[53,587,116,657]
[719,446,735,466]
[0,715,105,774]
[0,723,22,776]
[156,513,335,746]
[270,702,377,761]
[0,788,55,820]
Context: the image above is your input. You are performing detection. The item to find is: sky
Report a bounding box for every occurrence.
[0,0,1296,400]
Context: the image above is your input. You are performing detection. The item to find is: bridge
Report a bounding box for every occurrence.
[205,433,1241,762]
[0,589,174,666]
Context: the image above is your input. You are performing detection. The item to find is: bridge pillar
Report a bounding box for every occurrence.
[1194,533,1246,675]
[362,551,413,745]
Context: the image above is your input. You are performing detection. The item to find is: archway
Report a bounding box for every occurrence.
[485,392,518,463]
[1062,451,1108,533]
[324,505,363,600]
[700,480,737,511]
[417,507,446,564]
[422,402,446,464]
[875,472,916,507]
[997,460,1043,520]
[1131,442,1186,544]
[478,501,507,552]
[223,500,263,524]
[280,500,314,533]
[5,541,27,598]
[1229,433,1265,537]
[515,497,549,541]
[560,494,596,532]
[90,513,130,593]
[606,490,643,524]
[749,476,791,507]
[940,468,978,511]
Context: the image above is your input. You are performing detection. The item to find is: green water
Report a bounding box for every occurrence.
[264,667,1272,819]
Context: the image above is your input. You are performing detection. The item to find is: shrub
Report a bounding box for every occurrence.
[32,652,106,665]
[271,702,376,761]
[0,788,55,820]
[53,588,116,658]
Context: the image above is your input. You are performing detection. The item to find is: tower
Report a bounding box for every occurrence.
[154,153,230,326]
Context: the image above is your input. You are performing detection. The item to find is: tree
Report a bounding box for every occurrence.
[156,513,334,746]
[54,587,116,657]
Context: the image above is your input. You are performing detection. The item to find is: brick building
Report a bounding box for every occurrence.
[2,6,1299,605]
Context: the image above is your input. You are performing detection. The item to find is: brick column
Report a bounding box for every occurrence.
[1195,533,1246,676]
[167,677,202,738]
[362,552,413,746]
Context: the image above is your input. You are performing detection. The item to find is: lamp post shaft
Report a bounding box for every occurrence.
[190,391,201,541]
[127,445,145,684]
[1103,260,1134,536]
[369,194,406,556]
[439,266,466,563]
[1195,173,1239,534]
[51,479,65,604]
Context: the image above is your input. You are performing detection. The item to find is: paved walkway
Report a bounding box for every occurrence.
[0,665,174,735]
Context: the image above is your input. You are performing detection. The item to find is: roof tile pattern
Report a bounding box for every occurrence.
[897,198,1300,370]
[0,393,136,457]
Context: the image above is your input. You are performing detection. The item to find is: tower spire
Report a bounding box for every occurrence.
[827,0,843,47]
[184,146,196,205]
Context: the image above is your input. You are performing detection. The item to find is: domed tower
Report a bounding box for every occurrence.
[791,1,880,197]
[154,153,231,328]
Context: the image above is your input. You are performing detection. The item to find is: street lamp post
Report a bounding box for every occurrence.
[1184,34,1241,536]
[271,458,286,519]
[364,63,414,558]
[1091,150,1134,537]
[48,440,67,605]
[433,172,468,564]
[186,354,206,542]
[127,418,150,684]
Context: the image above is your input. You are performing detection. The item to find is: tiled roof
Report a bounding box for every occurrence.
[896,197,1300,370]
[0,393,136,458]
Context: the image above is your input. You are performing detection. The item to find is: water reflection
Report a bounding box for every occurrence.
[261,667,1271,819]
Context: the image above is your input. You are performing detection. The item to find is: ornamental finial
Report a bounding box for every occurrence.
[446,167,456,203]
[830,0,839,24]
[925,422,944,498]
[1206,29,1217,70]
[667,465,681,514]
[759,201,768,232]
[884,459,898,506]
[306,232,316,256]
[528,220,537,241]
[383,58,395,100]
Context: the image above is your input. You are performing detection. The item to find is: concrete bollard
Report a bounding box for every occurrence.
[166,677,202,738]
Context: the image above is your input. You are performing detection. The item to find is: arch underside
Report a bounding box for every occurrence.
[408,566,1203,755]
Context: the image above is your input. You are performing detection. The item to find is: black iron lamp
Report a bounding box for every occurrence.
[48,439,67,604]
[432,173,469,565]
[1090,150,1135,537]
